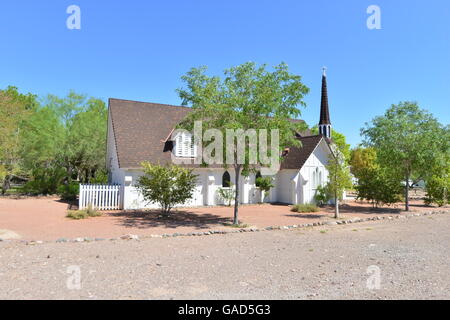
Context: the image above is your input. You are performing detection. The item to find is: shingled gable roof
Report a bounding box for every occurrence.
[280,135,331,170]
[108,98,326,170]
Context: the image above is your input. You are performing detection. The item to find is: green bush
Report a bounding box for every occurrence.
[57,182,80,201]
[22,167,66,195]
[66,210,88,220]
[314,185,331,206]
[136,162,198,216]
[355,167,403,207]
[291,204,320,213]
[255,176,274,192]
[90,170,108,184]
[218,186,235,206]
[425,174,449,207]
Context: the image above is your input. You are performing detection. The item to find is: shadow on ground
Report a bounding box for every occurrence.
[107,210,232,230]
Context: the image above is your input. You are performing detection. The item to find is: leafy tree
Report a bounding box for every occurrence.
[65,97,107,181]
[311,126,351,162]
[20,92,107,192]
[361,102,446,211]
[355,167,403,207]
[177,62,309,224]
[325,152,352,218]
[349,147,378,177]
[350,147,403,207]
[137,162,198,216]
[0,86,38,193]
[424,149,450,206]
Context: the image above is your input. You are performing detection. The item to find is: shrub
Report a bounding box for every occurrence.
[90,170,108,184]
[218,186,235,206]
[425,174,449,207]
[291,204,320,213]
[22,167,66,195]
[57,182,79,201]
[136,162,197,216]
[255,176,274,192]
[66,210,88,220]
[66,204,101,220]
[314,185,331,206]
[355,167,403,207]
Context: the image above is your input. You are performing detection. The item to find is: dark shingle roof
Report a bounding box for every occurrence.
[109,98,190,168]
[280,135,326,170]
[109,98,324,170]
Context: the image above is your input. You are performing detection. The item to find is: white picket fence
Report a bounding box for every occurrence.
[79,184,122,210]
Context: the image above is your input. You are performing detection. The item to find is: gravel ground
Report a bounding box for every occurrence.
[0,214,449,300]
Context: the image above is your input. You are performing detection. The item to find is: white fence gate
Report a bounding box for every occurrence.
[79,184,122,210]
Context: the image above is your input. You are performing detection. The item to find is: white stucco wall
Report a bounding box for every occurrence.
[106,112,125,186]
[299,139,330,204]
[119,168,262,210]
[273,170,298,204]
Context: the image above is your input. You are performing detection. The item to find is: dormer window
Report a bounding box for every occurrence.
[174,131,197,158]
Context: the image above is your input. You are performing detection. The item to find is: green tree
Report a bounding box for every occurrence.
[350,147,403,207]
[424,147,450,206]
[20,92,107,190]
[137,162,198,216]
[177,62,309,224]
[361,102,446,211]
[65,97,107,182]
[311,126,351,162]
[0,86,38,193]
[349,147,378,176]
[325,151,352,218]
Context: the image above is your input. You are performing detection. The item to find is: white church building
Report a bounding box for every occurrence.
[106,72,335,210]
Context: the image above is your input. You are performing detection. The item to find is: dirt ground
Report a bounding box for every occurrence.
[0,214,449,299]
[0,196,447,241]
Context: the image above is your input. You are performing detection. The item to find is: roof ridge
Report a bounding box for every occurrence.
[108,98,191,110]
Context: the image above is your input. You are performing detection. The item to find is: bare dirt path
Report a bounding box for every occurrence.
[0,214,449,299]
[0,196,446,241]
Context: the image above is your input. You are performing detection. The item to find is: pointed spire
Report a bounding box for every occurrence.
[319,67,331,125]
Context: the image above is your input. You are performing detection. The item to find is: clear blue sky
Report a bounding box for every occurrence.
[1,0,448,146]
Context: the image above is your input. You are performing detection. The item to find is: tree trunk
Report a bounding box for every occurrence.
[334,193,339,219]
[233,165,241,225]
[405,174,410,211]
[1,175,11,195]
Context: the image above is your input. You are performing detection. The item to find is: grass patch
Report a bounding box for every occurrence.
[66,205,102,220]
[352,229,358,232]
[320,230,328,234]
[223,222,250,228]
[291,204,319,213]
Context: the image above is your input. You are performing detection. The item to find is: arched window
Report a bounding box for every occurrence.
[255,171,262,187]
[312,168,320,188]
[319,170,323,186]
[222,171,231,187]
